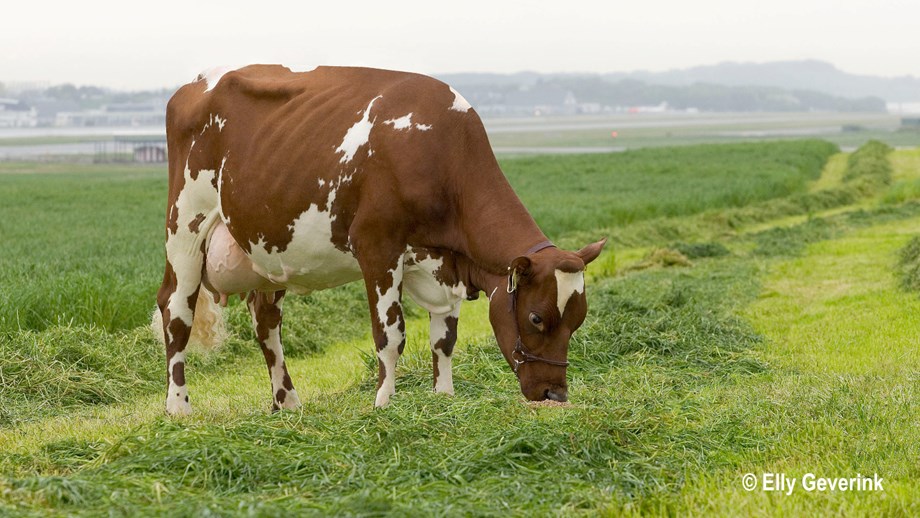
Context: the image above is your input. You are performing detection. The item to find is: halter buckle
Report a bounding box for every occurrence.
[507,269,518,293]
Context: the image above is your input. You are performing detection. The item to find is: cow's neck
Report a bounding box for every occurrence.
[455,160,549,275]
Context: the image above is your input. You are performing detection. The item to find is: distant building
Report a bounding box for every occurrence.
[0,98,38,127]
[888,102,920,115]
[55,104,165,127]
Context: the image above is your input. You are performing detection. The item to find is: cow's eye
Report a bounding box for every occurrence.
[529,312,543,327]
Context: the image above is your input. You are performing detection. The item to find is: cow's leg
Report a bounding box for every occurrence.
[430,304,460,395]
[247,290,301,411]
[157,253,204,416]
[157,156,220,416]
[356,253,407,407]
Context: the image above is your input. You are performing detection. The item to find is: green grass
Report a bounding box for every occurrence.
[2,140,920,515]
[502,139,837,238]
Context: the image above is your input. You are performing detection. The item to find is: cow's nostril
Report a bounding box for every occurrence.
[546,389,568,402]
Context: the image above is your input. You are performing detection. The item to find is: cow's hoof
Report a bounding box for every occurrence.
[166,396,192,416]
[273,390,302,411]
[374,389,395,408]
[281,390,302,409]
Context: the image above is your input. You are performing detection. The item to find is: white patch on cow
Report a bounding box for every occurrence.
[384,113,413,130]
[200,113,227,135]
[318,178,325,187]
[375,265,404,407]
[402,250,466,315]
[246,200,361,295]
[382,114,431,132]
[215,154,232,227]
[165,143,220,327]
[201,66,235,92]
[449,86,472,112]
[165,353,191,415]
[430,313,450,343]
[326,185,338,211]
[429,305,460,395]
[434,349,454,394]
[554,269,585,316]
[285,64,318,74]
[335,95,382,163]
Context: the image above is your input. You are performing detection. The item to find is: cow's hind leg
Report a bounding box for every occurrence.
[157,162,220,415]
[157,252,205,416]
[430,305,460,395]
[247,290,301,411]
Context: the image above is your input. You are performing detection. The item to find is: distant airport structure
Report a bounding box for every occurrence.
[0,98,38,127]
[54,104,165,127]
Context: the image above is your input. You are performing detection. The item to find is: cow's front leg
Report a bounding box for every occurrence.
[360,257,406,407]
[430,304,460,395]
[247,290,301,412]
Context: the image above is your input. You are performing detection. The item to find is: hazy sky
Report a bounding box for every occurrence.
[3,0,918,90]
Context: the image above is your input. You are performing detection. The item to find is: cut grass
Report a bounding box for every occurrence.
[1,256,768,515]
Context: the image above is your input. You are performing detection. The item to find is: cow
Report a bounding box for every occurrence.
[154,65,606,415]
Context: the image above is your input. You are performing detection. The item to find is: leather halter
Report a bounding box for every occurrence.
[506,240,571,374]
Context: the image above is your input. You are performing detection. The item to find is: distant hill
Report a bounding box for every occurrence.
[436,72,886,116]
[602,60,920,102]
[440,60,920,103]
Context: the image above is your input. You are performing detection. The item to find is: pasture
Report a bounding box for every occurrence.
[1,141,920,515]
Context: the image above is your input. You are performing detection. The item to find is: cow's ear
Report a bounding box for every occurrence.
[510,256,532,277]
[576,238,607,265]
[508,256,532,292]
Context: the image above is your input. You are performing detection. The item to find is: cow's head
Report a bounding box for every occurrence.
[489,238,606,402]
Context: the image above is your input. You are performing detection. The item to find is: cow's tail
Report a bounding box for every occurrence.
[151,289,227,351]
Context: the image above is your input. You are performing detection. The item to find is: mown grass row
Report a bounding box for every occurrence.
[562,140,894,250]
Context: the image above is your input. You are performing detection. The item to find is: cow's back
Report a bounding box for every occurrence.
[166,65,491,293]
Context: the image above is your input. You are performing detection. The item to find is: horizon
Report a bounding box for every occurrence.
[4,59,917,93]
[2,1,918,91]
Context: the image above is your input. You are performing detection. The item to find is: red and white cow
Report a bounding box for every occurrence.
[154,65,605,415]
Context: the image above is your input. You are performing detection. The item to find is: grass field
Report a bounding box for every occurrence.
[1,140,919,515]
[486,112,920,152]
